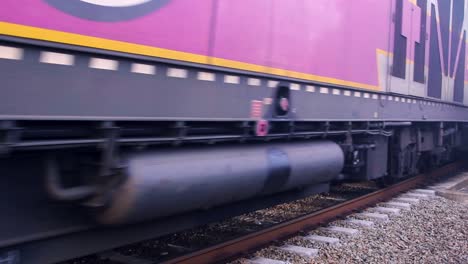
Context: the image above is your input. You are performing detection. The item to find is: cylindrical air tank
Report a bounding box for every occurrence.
[97,140,344,224]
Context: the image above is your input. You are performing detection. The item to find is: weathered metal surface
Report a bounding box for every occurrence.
[97,141,344,224]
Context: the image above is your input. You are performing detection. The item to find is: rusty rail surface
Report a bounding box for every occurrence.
[164,161,465,264]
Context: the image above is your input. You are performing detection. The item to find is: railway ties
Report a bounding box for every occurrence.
[318,226,360,236]
[392,197,420,204]
[413,189,437,196]
[98,251,153,264]
[276,245,319,259]
[245,191,427,263]
[372,206,401,215]
[247,226,360,263]
[163,162,465,264]
[79,162,463,264]
[248,257,289,264]
[345,218,374,228]
[243,198,408,264]
[242,188,438,264]
[401,192,432,200]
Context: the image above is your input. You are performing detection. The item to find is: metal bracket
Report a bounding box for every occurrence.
[345,122,353,146]
[365,121,371,131]
[438,122,444,147]
[99,121,123,179]
[0,121,21,156]
[322,121,330,138]
[0,250,20,264]
[240,121,251,142]
[173,121,188,146]
[288,121,295,139]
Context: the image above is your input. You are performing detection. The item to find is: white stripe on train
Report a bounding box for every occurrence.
[0,45,23,60]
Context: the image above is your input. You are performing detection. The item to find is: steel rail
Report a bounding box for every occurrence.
[164,161,465,264]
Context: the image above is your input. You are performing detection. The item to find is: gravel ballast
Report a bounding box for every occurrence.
[64,182,378,264]
[237,195,467,264]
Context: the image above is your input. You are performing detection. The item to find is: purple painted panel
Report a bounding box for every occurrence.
[465,44,468,81]
[270,1,318,72]
[454,31,465,102]
[338,0,392,85]
[413,7,422,43]
[1,0,395,88]
[402,0,412,38]
[208,0,392,86]
[267,0,391,85]
[1,0,213,55]
[212,0,272,67]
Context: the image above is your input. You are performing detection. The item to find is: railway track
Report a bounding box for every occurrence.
[61,182,378,263]
[162,161,465,264]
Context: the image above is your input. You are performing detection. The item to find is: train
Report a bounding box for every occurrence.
[1,0,468,263]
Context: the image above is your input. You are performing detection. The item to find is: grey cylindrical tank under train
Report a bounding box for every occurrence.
[97,140,344,225]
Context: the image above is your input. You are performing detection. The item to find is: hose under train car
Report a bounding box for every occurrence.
[45,157,98,202]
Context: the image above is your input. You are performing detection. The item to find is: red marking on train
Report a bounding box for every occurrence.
[256,119,269,136]
[250,100,263,119]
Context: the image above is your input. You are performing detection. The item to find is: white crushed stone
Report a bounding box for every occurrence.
[315,197,467,263]
[236,196,467,264]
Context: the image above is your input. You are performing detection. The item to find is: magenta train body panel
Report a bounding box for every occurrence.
[0,0,213,55]
[1,0,467,101]
[213,0,392,87]
[0,0,392,88]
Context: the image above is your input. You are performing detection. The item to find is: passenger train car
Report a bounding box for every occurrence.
[1,0,468,263]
